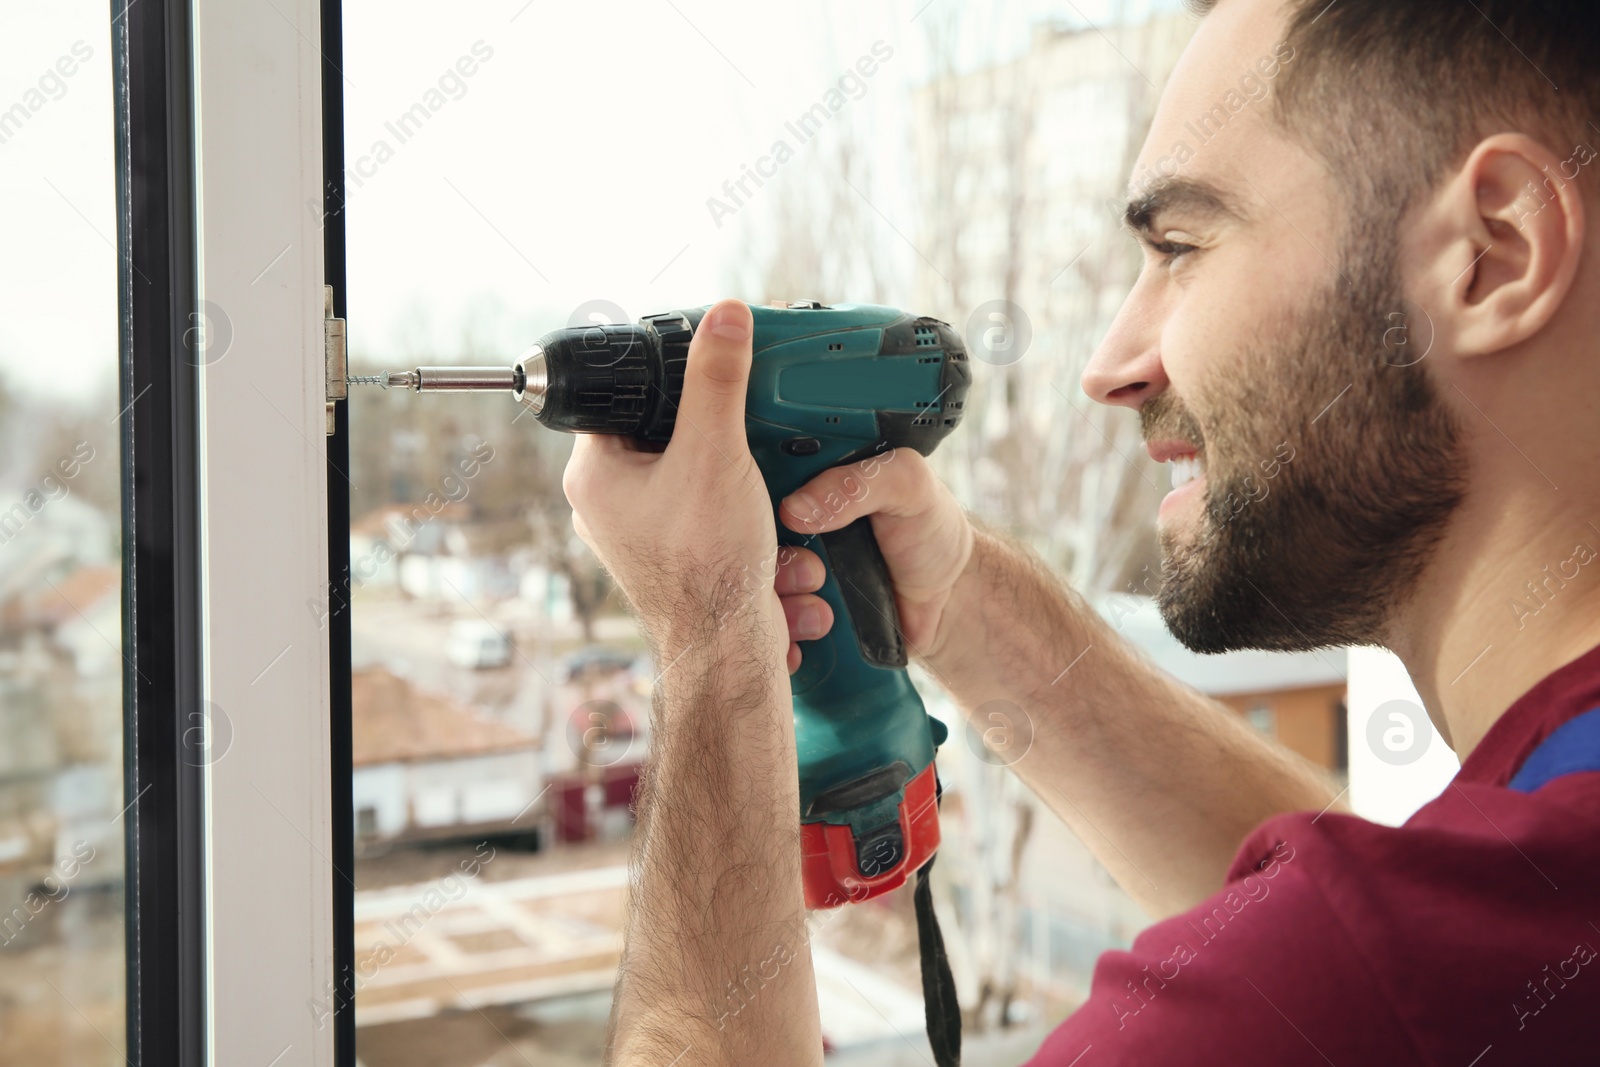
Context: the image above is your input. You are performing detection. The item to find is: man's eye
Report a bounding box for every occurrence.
[1150,239,1198,260]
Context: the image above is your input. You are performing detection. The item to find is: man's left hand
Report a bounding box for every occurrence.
[562,298,787,660]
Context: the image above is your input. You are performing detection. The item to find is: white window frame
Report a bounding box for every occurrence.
[192,0,336,1062]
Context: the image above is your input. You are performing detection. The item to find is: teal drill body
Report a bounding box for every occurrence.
[526,301,972,908]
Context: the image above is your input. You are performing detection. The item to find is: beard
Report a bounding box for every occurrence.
[1144,222,1467,654]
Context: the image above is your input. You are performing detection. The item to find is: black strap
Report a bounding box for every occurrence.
[915,776,961,1066]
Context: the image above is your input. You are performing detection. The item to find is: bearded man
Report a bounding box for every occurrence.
[564,0,1600,1061]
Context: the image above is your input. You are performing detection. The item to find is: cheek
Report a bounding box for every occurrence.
[1162,238,1315,401]
[1157,279,1245,408]
[1161,312,1281,468]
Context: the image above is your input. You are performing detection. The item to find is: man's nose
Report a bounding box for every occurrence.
[1081,281,1167,409]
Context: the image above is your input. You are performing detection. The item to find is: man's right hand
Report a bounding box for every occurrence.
[774,448,973,673]
[773,446,1344,920]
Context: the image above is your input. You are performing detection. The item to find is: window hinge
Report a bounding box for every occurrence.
[324,285,346,435]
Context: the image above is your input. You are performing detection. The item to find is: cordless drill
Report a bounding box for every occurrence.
[352,301,972,909]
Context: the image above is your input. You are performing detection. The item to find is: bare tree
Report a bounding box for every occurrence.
[733,4,1197,1031]
[913,5,1200,1029]
[914,5,1174,596]
[526,491,608,645]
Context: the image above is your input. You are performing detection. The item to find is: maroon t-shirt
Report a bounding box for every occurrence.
[1026,642,1600,1064]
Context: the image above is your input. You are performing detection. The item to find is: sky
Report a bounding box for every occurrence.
[340,0,1186,365]
[0,3,118,405]
[0,0,1186,400]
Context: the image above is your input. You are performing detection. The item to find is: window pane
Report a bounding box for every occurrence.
[0,4,125,1065]
[338,3,1287,1063]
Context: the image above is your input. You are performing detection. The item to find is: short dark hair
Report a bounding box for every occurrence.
[1189,0,1600,225]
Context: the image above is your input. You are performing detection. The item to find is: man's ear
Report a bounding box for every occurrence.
[1424,132,1588,357]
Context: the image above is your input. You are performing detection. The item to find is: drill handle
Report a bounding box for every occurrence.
[809,518,906,668]
[781,508,925,717]
[785,513,944,908]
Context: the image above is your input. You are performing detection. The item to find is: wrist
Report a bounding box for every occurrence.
[918,522,1105,708]
[643,588,780,662]
[915,517,991,671]
[630,554,785,651]
[643,608,799,790]
[647,595,788,696]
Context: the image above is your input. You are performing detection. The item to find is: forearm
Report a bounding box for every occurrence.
[923,523,1342,918]
[605,612,823,1067]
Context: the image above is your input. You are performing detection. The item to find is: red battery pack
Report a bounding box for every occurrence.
[800,762,941,910]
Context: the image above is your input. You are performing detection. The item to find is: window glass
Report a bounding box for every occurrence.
[338,4,1349,1064]
[0,5,124,1064]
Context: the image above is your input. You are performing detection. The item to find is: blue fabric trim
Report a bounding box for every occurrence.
[1508,706,1600,792]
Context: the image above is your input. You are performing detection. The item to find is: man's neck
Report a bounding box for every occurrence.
[1390,463,1600,761]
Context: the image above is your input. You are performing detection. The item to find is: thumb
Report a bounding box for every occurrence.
[670,299,753,456]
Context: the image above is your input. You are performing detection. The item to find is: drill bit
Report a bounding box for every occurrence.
[346,367,517,392]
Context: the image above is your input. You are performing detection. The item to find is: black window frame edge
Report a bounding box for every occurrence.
[321,0,356,1061]
[112,0,207,1063]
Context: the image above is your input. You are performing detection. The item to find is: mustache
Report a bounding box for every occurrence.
[1140,392,1206,453]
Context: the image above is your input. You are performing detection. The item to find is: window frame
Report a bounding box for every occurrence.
[115,0,346,1061]
[320,0,357,1061]
[113,0,207,1060]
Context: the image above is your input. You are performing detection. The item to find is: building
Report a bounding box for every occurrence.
[351,667,542,849]
[348,503,521,602]
[0,563,124,894]
[1100,593,1349,773]
[909,12,1201,594]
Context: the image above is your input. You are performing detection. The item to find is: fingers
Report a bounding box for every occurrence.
[782,591,834,674]
[669,299,754,459]
[778,447,935,535]
[780,592,833,643]
[773,545,825,595]
[778,548,830,675]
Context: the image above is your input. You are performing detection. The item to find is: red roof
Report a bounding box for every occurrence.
[6,565,119,629]
[352,666,535,766]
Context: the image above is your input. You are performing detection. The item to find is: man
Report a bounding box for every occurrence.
[565,0,1600,1061]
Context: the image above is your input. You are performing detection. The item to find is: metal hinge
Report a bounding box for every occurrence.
[324,285,346,435]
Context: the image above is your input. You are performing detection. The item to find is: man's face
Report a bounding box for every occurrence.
[1082,0,1466,653]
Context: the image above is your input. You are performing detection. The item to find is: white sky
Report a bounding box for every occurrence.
[0,0,1183,400]
[0,3,118,405]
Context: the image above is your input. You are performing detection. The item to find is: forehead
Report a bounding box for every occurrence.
[1131,0,1299,200]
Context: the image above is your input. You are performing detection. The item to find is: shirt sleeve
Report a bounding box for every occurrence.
[1021,822,1414,1066]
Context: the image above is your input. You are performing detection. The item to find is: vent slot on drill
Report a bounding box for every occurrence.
[806,761,913,817]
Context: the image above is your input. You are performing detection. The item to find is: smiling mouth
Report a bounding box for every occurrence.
[1146,439,1206,489]
[1169,454,1204,489]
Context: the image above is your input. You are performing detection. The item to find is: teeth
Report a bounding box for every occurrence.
[1169,455,1203,489]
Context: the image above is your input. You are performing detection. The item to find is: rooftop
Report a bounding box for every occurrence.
[352,666,535,766]
[1,564,119,631]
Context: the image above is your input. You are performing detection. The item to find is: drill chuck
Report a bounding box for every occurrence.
[515,315,694,437]
[358,318,696,432]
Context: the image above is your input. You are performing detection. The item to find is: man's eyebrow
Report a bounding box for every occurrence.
[1123,177,1244,235]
